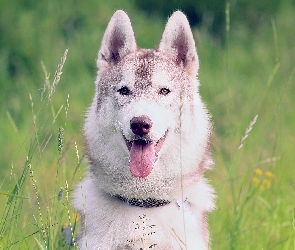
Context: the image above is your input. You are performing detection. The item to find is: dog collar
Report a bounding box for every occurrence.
[114,195,170,208]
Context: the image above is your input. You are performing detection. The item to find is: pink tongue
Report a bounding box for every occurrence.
[129,141,156,178]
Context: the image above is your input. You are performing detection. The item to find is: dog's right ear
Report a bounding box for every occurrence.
[159,11,199,76]
[97,10,137,70]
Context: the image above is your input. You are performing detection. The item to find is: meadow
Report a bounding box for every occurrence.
[0,0,294,249]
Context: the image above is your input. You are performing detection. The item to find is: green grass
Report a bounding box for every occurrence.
[0,49,83,249]
[200,2,295,248]
[1,0,295,249]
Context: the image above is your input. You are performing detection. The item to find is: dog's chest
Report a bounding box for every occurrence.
[79,194,206,249]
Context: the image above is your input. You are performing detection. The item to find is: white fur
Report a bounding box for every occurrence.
[159,11,199,75]
[97,10,136,69]
[74,175,214,249]
[73,10,215,249]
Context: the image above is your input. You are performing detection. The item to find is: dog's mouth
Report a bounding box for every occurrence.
[124,131,167,178]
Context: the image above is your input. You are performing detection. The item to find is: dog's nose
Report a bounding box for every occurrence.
[130,116,152,137]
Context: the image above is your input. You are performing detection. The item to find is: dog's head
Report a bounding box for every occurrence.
[84,10,212,200]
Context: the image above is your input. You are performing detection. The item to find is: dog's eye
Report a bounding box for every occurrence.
[118,86,131,95]
[159,88,171,96]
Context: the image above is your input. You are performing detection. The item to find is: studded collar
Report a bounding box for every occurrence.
[114,195,170,208]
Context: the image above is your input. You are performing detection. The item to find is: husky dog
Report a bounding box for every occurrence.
[73,10,215,250]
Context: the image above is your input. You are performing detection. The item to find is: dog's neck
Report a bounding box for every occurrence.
[114,195,170,208]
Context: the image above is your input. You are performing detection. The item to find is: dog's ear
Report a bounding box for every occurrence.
[159,11,199,75]
[97,10,137,69]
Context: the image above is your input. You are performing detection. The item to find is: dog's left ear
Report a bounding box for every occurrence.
[159,11,199,75]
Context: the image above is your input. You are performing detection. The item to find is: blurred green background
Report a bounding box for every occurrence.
[0,0,295,249]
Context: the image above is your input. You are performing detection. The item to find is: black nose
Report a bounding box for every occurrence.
[130,116,152,137]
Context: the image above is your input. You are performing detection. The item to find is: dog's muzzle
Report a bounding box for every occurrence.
[124,115,168,178]
[130,116,152,137]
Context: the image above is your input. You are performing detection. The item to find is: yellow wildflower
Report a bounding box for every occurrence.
[263,179,271,188]
[254,168,263,175]
[265,171,275,178]
[71,212,80,220]
[252,177,260,184]
[63,222,69,229]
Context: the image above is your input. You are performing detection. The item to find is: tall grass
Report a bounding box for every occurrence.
[1,1,295,249]
[200,2,295,249]
[0,50,84,249]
